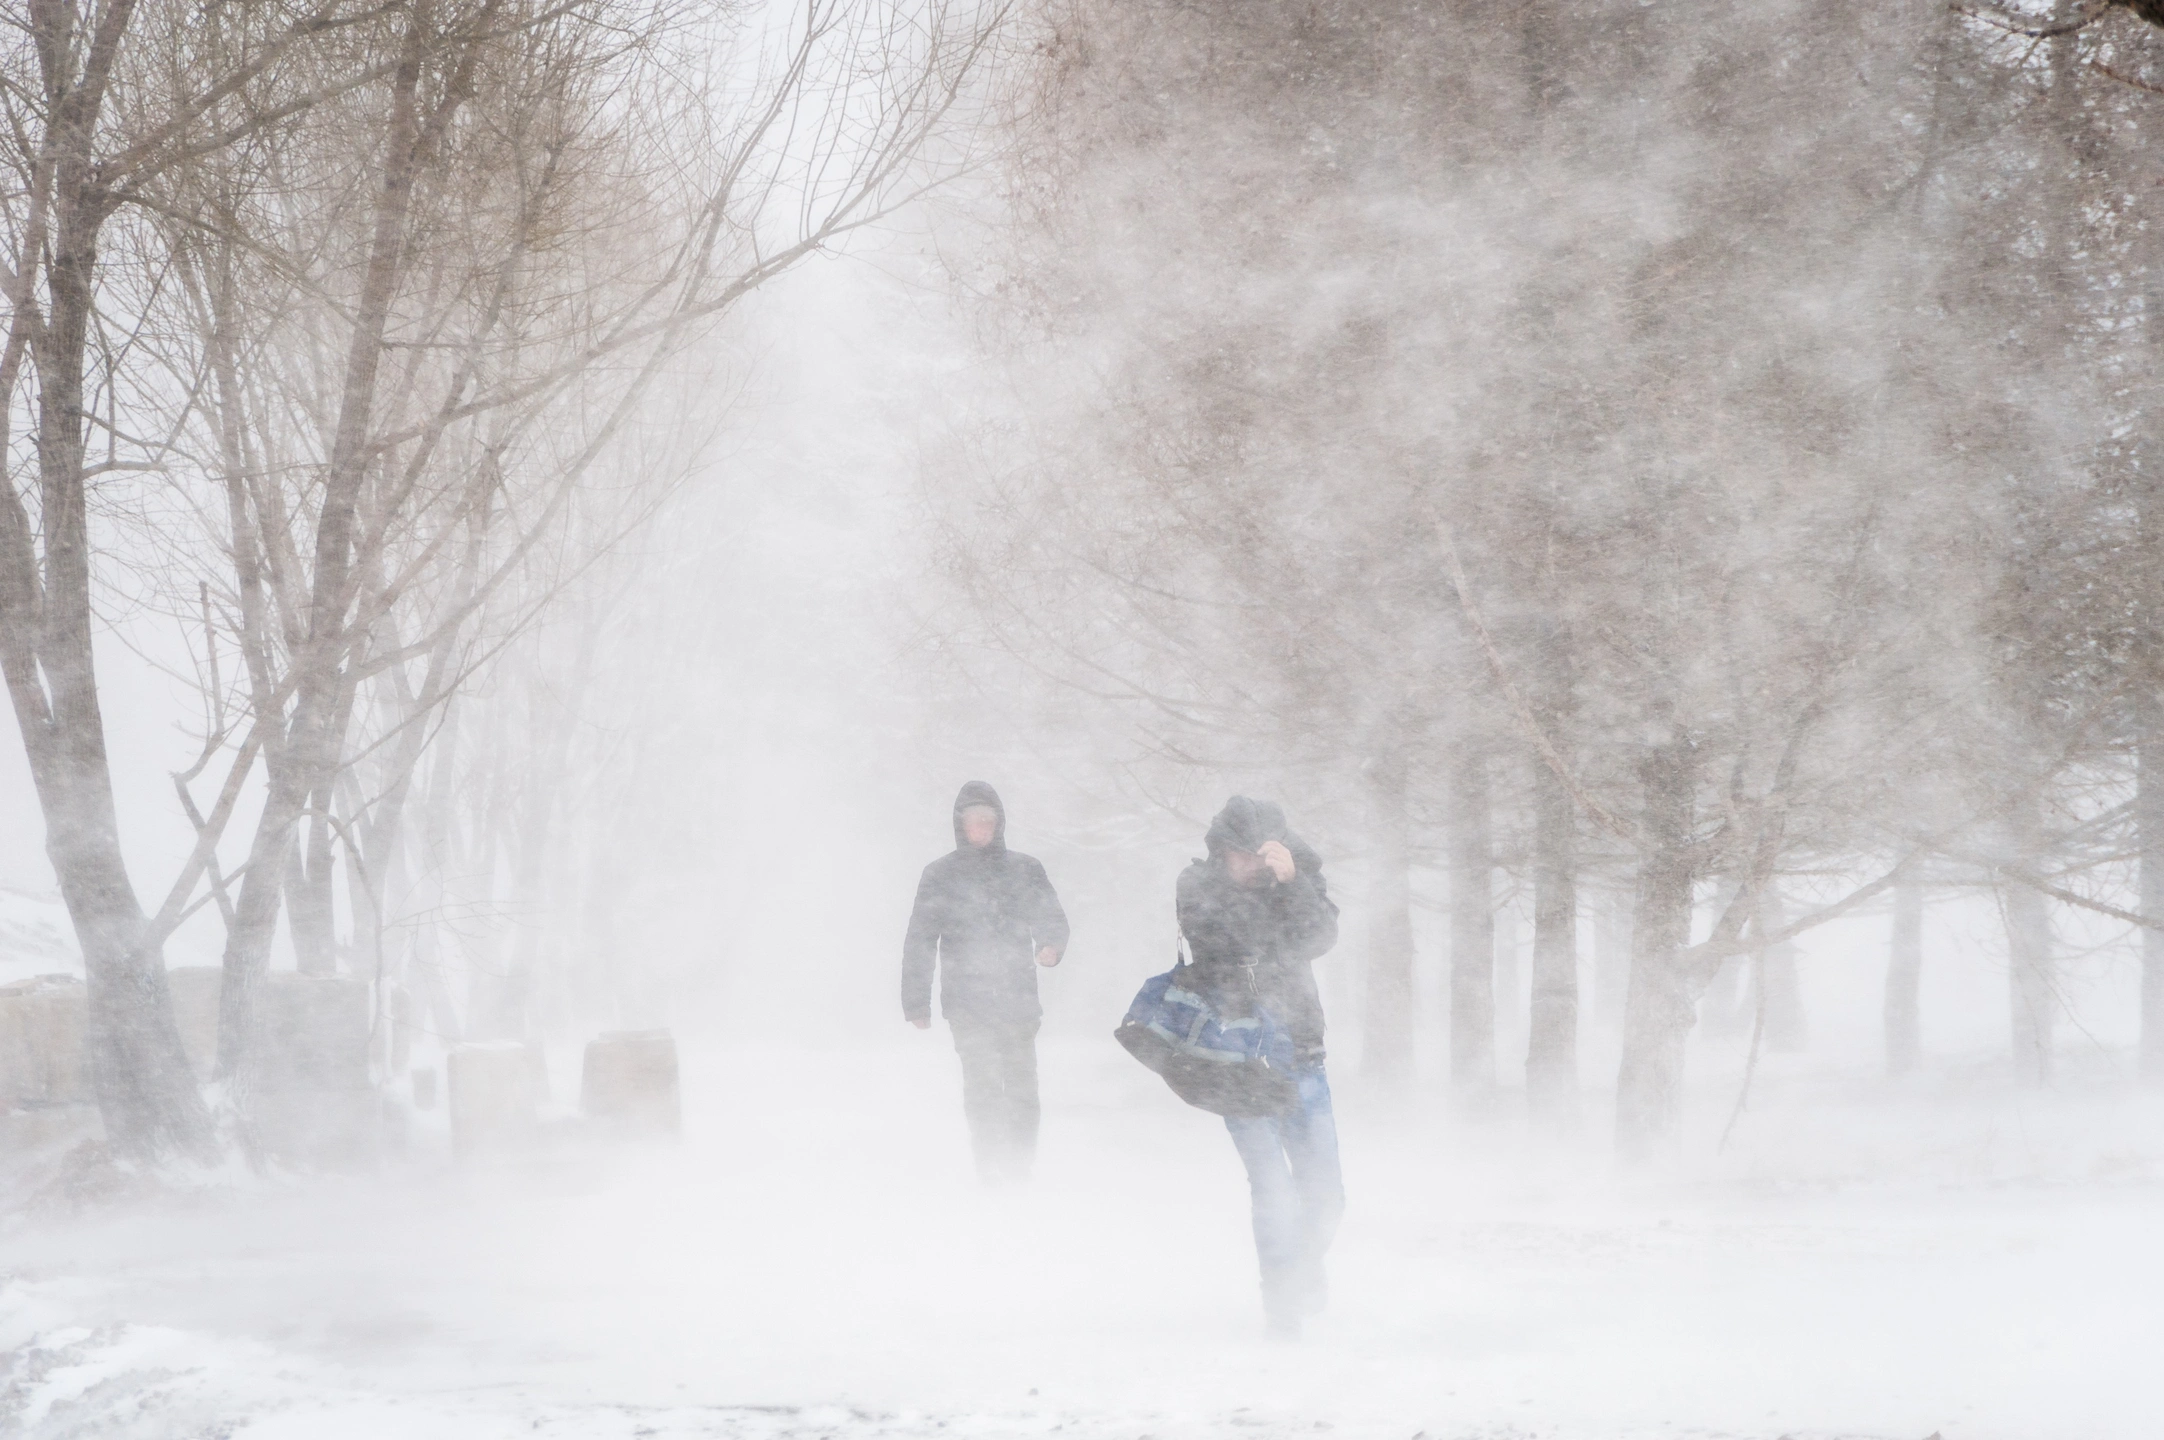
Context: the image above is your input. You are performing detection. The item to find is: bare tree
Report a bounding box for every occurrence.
[0,0,418,1158]
[2,0,1009,1154]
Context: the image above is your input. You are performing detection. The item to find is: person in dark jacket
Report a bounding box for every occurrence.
[1177,795,1342,1338]
[903,781,1069,1183]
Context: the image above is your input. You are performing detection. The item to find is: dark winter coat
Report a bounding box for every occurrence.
[1175,796,1338,1057]
[902,782,1071,1025]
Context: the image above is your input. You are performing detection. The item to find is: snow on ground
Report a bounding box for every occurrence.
[2,1034,2159,1440]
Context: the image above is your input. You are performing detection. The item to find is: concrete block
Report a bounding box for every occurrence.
[580,1030,680,1137]
[448,1041,542,1160]
[0,975,88,1108]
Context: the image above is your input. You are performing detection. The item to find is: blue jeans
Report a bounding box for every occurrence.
[1224,1066,1343,1319]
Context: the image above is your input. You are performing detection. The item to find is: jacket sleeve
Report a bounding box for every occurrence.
[1275,860,1339,963]
[1025,857,1070,954]
[901,865,940,1023]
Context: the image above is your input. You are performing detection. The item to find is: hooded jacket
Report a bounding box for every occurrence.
[901,782,1071,1025]
[1175,795,1338,1056]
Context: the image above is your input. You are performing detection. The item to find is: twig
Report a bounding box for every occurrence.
[170,774,239,928]
[1950,1,2114,39]
[2089,59,2164,93]
[1933,841,2164,931]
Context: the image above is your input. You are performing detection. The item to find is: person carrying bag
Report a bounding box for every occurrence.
[1113,795,1343,1339]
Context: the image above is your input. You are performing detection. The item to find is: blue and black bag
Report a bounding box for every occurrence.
[1114,943,1298,1118]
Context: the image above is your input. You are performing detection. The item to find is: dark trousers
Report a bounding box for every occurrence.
[948,1016,1040,1182]
[1224,1065,1343,1324]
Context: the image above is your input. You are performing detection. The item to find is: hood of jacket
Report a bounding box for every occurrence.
[952,780,1007,852]
[1203,794,1322,874]
[1204,795,1286,857]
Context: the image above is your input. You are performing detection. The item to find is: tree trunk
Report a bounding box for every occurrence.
[287,775,342,976]
[1493,903,1522,1063]
[409,696,467,1043]
[1532,844,1584,1108]
[14,704,208,1157]
[218,25,429,1076]
[1592,892,1630,1030]
[1447,744,1495,1093]
[282,821,332,976]
[1362,747,1416,1086]
[1526,773,1578,1113]
[463,699,522,1039]
[0,103,210,1156]
[1615,735,1697,1160]
[1526,623,1578,1118]
[1885,874,1922,1076]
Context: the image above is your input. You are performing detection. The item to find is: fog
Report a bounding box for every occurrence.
[5,3,2164,1437]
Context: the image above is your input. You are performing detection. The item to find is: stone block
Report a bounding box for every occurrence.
[448,1041,543,1160]
[0,975,88,1108]
[581,1030,680,1138]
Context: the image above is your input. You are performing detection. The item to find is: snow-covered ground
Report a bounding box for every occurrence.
[3,1035,2159,1440]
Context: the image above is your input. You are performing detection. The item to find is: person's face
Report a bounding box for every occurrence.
[961,805,999,847]
[1224,847,1267,887]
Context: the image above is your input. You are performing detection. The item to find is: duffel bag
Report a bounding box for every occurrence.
[1113,951,1296,1119]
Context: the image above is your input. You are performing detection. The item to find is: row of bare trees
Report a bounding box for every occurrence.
[928,1,2164,1155]
[2,0,1006,1158]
